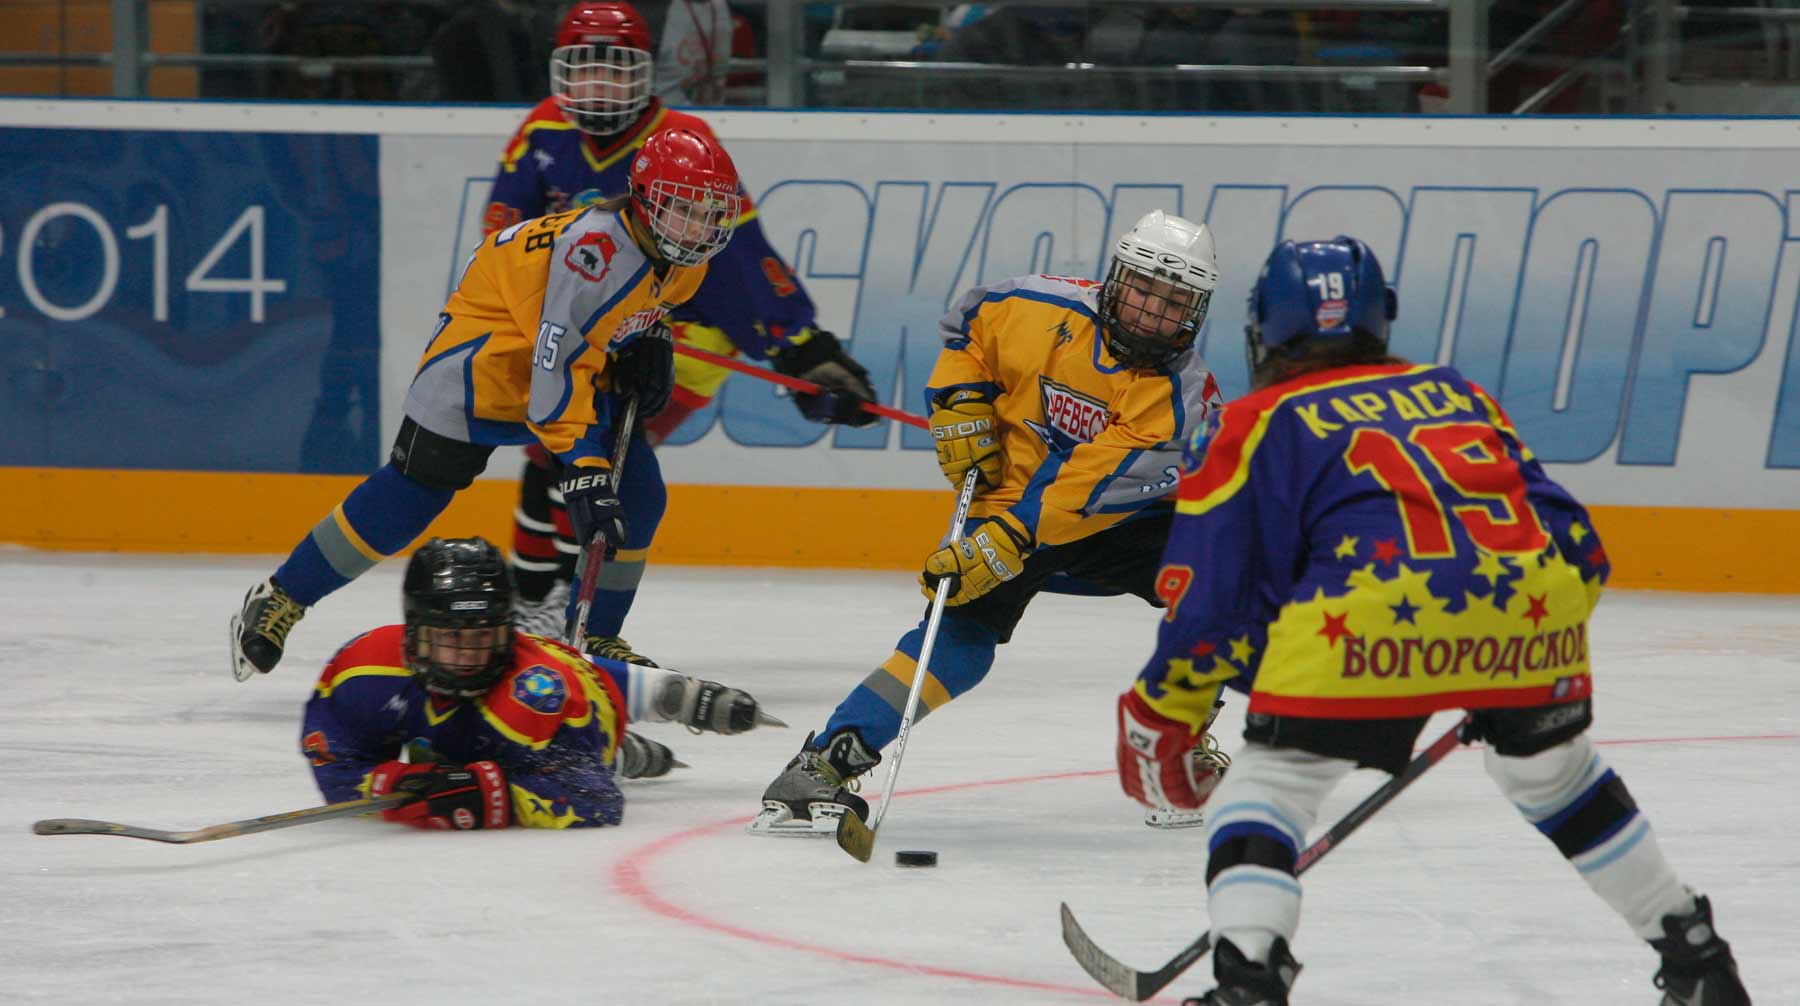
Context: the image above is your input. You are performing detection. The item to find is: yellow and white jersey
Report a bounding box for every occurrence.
[402,206,707,466]
[927,274,1221,547]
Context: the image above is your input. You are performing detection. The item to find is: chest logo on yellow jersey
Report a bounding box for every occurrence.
[564,231,619,283]
[609,303,676,348]
[1025,376,1111,451]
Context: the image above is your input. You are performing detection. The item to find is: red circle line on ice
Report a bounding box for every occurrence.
[611,733,1800,999]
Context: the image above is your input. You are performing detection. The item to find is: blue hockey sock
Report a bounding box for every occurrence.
[273,463,453,606]
[817,614,999,751]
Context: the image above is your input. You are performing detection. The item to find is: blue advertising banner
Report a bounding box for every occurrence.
[0,129,380,473]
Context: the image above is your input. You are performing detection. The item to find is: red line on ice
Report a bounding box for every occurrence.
[611,767,1130,1001]
[612,732,1798,996]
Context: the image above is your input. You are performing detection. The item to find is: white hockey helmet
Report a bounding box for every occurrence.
[1097,210,1220,370]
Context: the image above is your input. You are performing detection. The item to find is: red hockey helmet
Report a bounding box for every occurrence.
[550,2,654,136]
[628,127,744,266]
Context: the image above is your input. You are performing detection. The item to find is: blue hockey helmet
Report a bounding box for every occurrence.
[1245,236,1398,380]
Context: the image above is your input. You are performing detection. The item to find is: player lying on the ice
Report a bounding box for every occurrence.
[1118,235,1749,1006]
[301,537,778,829]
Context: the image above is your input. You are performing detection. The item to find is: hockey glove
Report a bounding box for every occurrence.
[920,514,1030,606]
[369,760,510,830]
[607,328,675,418]
[772,329,879,427]
[559,461,628,549]
[929,390,1002,489]
[1116,690,1226,812]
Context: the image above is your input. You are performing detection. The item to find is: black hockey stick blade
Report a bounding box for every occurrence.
[32,792,416,845]
[835,805,876,862]
[1062,714,1472,1000]
[1061,902,1208,1001]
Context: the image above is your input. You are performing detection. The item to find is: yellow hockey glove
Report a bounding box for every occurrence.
[929,390,1002,489]
[920,515,1031,606]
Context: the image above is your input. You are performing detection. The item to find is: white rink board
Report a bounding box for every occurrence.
[4,100,1800,509]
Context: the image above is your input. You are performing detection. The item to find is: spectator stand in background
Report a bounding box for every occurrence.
[428,0,555,102]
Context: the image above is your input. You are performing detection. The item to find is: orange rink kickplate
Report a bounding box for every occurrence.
[1,467,1797,593]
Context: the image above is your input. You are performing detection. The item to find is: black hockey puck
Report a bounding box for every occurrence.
[895,850,938,868]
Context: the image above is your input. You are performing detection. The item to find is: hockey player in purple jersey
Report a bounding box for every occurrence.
[302,537,778,828]
[1120,236,1750,1005]
[488,1,880,665]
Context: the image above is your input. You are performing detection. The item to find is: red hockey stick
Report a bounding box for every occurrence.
[671,342,928,430]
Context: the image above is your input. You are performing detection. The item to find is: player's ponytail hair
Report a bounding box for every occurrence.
[1250,331,1406,390]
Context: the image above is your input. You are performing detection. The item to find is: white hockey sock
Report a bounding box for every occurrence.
[1203,743,1356,964]
[621,664,684,724]
[1485,735,1693,939]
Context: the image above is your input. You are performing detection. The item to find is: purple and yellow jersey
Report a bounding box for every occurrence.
[401,205,706,467]
[1133,362,1610,730]
[927,274,1221,547]
[484,97,820,407]
[301,626,628,828]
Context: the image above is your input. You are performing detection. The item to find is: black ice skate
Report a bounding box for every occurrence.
[510,582,570,638]
[229,578,307,681]
[617,731,688,779]
[650,673,785,735]
[1183,937,1301,1006]
[1651,895,1751,1006]
[746,730,878,837]
[584,633,659,667]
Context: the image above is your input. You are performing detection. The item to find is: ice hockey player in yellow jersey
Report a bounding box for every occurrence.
[230,126,742,681]
[748,210,1226,836]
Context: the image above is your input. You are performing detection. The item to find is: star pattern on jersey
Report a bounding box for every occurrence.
[1472,549,1512,588]
[1334,535,1360,560]
[1568,521,1589,544]
[1229,635,1257,664]
[1523,593,1549,629]
[1371,537,1403,566]
[1318,610,1353,648]
[1390,596,1420,625]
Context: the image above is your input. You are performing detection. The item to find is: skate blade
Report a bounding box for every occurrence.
[745,801,847,838]
[1143,807,1207,829]
[227,614,256,683]
[755,708,789,729]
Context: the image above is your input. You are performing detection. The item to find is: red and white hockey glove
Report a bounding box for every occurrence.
[1116,690,1225,812]
[369,760,510,830]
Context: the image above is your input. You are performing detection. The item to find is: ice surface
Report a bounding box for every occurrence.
[2,551,1795,1005]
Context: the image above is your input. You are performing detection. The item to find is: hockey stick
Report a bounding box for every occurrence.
[32,791,417,845]
[671,342,929,430]
[836,465,983,862]
[566,394,640,648]
[1061,713,1473,1000]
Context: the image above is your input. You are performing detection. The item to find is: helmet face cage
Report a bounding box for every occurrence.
[637,181,742,266]
[401,539,516,698]
[407,623,514,698]
[550,44,653,136]
[1098,258,1213,370]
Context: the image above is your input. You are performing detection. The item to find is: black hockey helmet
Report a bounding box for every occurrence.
[402,537,516,698]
